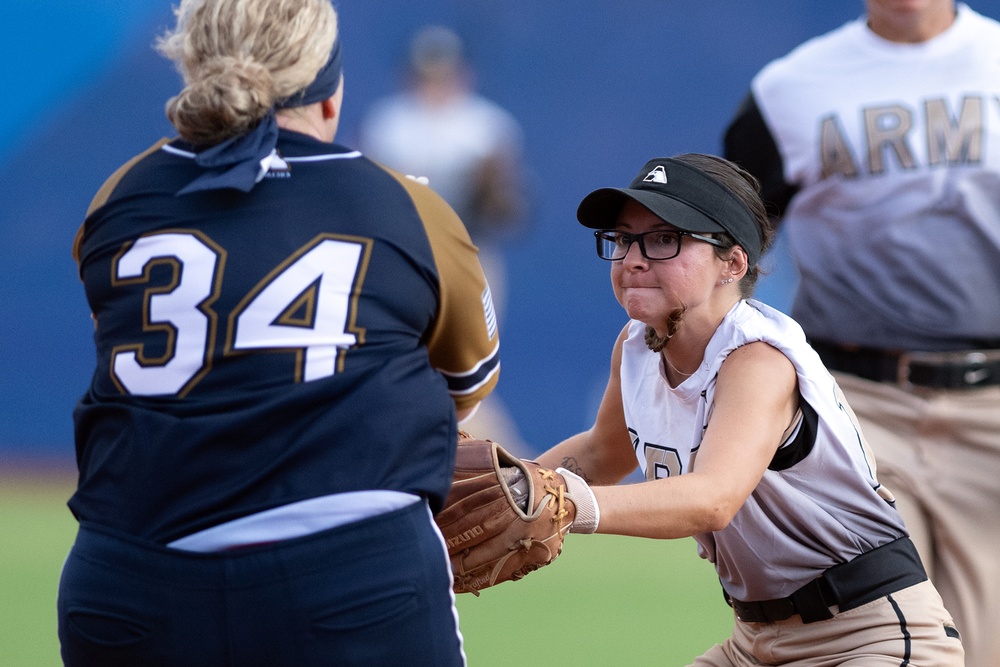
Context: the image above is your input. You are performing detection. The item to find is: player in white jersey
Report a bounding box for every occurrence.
[359,24,530,455]
[723,2,1000,664]
[536,154,963,665]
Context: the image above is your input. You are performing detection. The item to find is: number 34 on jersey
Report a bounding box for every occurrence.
[108,229,371,397]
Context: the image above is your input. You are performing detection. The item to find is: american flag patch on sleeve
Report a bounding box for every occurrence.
[482,284,498,339]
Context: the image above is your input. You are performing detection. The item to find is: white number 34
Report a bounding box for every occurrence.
[110,230,370,396]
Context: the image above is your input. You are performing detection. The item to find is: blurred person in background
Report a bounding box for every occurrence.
[58,0,499,664]
[723,1,1000,664]
[360,24,530,454]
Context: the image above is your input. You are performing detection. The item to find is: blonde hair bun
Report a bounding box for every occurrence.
[157,0,338,146]
[166,56,274,146]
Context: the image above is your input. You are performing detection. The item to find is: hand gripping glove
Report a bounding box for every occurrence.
[435,433,580,595]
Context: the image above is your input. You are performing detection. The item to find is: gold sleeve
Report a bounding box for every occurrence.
[386,170,500,410]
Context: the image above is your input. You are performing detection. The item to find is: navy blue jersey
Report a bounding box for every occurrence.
[70,131,500,543]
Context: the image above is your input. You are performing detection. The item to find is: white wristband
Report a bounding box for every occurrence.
[557,467,600,534]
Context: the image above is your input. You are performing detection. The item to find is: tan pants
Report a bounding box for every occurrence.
[691,581,963,666]
[834,373,1000,667]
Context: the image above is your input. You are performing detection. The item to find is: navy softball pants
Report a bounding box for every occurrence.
[58,500,465,666]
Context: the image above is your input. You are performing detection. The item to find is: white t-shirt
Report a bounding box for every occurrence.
[359,92,524,241]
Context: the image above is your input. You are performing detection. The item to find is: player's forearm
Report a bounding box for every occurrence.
[592,473,741,540]
[536,431,635,486]
[535,434,591,476]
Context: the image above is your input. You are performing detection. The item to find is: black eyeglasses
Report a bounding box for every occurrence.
[594,229,724,261]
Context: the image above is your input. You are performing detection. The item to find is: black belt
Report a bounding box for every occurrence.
[810,339,1000,389]
[723,537,927,624]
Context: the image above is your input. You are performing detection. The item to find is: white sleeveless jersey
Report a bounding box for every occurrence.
[751,4,1000,351]
[620,300,906,600]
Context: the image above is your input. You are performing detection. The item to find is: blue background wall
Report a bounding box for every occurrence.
[4,1,998,460]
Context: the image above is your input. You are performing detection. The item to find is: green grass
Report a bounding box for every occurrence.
[0,469,78,667]
[0,470,733,666]
[456,534,733,665]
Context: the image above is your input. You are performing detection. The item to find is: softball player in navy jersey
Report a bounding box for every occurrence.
[58,1,497,665]
[724,2,1000,664]
[536,154,964,665]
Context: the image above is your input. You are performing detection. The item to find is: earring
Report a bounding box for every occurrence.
[721,278,734,285]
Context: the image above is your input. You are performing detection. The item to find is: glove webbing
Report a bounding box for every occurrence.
[539,469,570,523]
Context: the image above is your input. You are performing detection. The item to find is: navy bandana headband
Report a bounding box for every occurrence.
[177,36,343,196]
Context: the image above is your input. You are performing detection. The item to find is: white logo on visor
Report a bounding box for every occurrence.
[643,166,668,184]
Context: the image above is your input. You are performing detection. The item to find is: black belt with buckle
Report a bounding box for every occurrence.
[723,537,927,624]
[810,339,1000,389]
